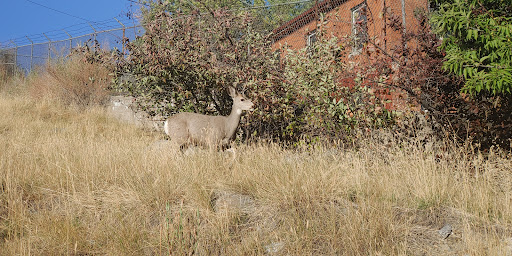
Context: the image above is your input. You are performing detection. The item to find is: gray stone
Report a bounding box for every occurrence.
[438,224,452,239]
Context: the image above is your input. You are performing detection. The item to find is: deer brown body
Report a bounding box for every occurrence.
[164,86,254,149]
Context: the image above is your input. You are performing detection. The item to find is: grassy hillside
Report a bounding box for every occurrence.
[1,63,512,255]
[0,94,511,255]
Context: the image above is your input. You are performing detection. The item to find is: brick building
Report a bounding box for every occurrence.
[271,0,429,109]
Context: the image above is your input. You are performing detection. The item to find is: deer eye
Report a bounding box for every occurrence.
[241,99,245,101]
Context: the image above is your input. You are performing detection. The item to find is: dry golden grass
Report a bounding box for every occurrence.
[1,59,512,255]
[26,57,111,107]
[0,65,25,95]
[0,93,511,255]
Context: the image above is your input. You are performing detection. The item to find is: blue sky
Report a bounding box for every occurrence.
[0,0,139,47]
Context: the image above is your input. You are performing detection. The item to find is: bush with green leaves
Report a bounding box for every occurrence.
[431,0,512,94]
[112,3,392,144]
[114,7,265,114]
[362,7,512,150]
[278,33,392,143]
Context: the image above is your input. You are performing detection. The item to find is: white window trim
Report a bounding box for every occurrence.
[350,2,367,56]
[307,30,317,47]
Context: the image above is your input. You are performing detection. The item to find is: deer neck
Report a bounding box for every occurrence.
[225,106,242,139]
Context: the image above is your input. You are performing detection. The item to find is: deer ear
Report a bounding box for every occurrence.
[228,86,237,97]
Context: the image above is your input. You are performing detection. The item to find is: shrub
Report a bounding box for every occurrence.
[28,49,112,107]
[277,32,392,143]
[365,9,512,150]
[112,4,392,145]
[0,64,11,91]
[0,49,20,93]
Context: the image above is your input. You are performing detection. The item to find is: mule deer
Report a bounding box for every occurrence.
[164,86,254,150]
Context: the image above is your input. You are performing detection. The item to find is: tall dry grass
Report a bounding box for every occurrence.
[0,64,25,95]
[1,58,512,255]
[0,90,511,255]
[26,56,111,107]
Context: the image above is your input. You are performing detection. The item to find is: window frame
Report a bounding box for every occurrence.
[351,2,368,55]
[307,29,318,48]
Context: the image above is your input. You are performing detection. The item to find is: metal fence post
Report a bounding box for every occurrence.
[63,30,73,54]
[11,40,17,73]
[14,46,17,72]
[43,33,51,61]
[114,18,126,54]
[25,36,34,71]
[89,23,97,50]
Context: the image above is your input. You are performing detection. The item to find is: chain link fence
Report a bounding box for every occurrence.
[0,17,143,74]
[0,0,321,76]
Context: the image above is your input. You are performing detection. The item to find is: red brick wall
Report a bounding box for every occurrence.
[272,0,428,110]
[273,0,428,52]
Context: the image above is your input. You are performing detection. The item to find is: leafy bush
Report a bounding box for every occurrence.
[113,7,266,117]
[0,49,19,92]
[365,9,512,150]
[112,4,392,144]
[276,33,392,143]
[431,0,512,95]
